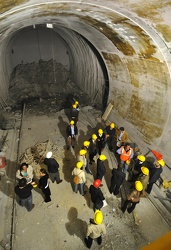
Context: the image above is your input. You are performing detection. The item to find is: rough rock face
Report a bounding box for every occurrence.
[7,60,92,108]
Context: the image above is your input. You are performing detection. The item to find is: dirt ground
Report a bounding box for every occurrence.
[1,104,167,250]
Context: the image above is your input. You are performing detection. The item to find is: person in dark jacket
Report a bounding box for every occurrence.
[89,134,97,165]
[121,181,143,213]
[96,155,107,182]
[44,151,63,184]
[105,123,116,151]
[89,179,105,210]
[15,178,35,211]
[96,129,105,155]
[70,102,80,124]
[66,120,78,150]
[146,160,164,194]
[109,167,126,195]
[39,168,51,203]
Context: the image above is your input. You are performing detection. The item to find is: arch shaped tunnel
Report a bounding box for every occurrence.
[0,1,171,167]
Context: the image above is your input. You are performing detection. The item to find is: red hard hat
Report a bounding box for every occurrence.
[93,179,101,188]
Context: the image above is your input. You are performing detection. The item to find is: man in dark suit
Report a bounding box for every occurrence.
[66,120,78,150]
[109,167,126,195]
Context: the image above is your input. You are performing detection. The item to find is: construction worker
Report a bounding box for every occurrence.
[70,101,80,124]
[96,154,107,183]
[146,160,164,194]
[96,129,105,155]
[89,179,105,210]
[72,161,86,196]
[116,127,128,148]
[121,181,143,213]
[85,210,106,249]
[66,120,78,150]
[129,155,146,182]
[44,151,63,184]
[104,122,116,151]
[82,141,92,175]
[89,134,97,165]
[137,167,149,196]
[109,167,126,196]
[78,149,87,170]
[117,143,134,173]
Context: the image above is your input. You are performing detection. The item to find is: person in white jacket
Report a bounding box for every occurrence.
[16,162,33,184]
[72,161,86,196]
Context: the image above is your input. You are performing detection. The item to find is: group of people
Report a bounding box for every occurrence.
[15,152,63,209]
[14,99,165,249]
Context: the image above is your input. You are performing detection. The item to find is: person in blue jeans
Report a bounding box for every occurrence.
[15,178,35,212]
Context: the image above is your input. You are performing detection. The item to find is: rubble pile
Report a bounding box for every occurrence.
[19,139,64,180]
[7,59,92,108]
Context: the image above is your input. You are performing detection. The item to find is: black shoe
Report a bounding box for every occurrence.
[57,180,63,184]
[92,159,95,162]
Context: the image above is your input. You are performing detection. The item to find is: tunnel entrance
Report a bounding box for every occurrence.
[4,25,109,112]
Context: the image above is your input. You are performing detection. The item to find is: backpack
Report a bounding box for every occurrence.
[73,171,82,184]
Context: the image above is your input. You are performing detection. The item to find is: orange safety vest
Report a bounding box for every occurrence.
[120,146,133,162]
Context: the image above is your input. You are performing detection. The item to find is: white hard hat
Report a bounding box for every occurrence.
[46,151,52,158]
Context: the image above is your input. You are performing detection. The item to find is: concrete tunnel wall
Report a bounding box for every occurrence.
[0,1,171,167]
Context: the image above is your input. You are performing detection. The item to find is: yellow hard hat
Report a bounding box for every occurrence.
[79,149,87,156]
[72,104,77,109]
[92,134,97,140]
[70,120,74,125]
[141,167,149,175]
[83,141,90,147]
[110,123,115,128]
[157,159,165,167]
[99,154,107,161]
[98,129,103,134]
[75,101,79,105]
[135,181,143,191]
[137,155,146,162]
[126,160,130,165]
[94,210,103,224]
[76,161,83,169]
[31,182,38,188]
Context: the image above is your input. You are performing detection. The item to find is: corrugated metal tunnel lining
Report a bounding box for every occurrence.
[0,1,171,158]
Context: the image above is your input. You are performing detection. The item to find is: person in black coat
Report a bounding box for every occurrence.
[109,167,126,195]
[89,134,97,164]
[89,179,105,210]
[44,152,63,184]
[15,178,35,211]
[70,103,80,124]
[146,161,163,194]
[105,123,116,152]
[39,168,51,203]
[96,129,105,155]
[96,155,107,182]
[66,120,78,150]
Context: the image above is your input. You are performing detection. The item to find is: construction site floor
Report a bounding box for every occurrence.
[0,106,170,250]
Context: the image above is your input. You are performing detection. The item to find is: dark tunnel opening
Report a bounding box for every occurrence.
[5,24,109,112]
